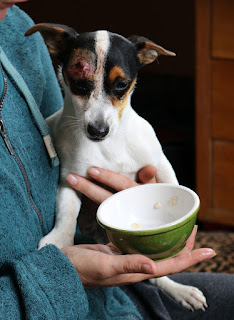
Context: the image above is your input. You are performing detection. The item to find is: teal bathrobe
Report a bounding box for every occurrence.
[0,6,141,320]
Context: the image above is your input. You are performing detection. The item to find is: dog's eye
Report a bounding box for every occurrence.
[70,79,92,96]
[76,82,89,95]
[113,80,129,98]
[115,80,128,91]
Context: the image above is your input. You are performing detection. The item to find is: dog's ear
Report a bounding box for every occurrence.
[128,35,176,67]
[25,23,78,64]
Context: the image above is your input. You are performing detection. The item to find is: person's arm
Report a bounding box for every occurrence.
[0,245,88,319]
[0,8,88,318]
[0,172,89,319]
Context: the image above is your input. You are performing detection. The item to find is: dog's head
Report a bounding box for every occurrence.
[26,24,175,141]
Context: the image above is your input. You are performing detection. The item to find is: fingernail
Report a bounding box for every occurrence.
[202,249,217,258]
[141,264,153,274]
[66,174,78,185]
[88,167,100,177]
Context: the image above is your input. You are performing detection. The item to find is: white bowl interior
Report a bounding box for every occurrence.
[97,184,199,231]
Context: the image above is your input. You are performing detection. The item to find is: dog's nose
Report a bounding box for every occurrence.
[87,123,109,140]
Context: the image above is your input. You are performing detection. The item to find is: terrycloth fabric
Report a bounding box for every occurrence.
[0,6,142,320]
[0,64,3,97]
[0,50,59,167]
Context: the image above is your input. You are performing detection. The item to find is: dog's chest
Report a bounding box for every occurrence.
[56,108,163,181]
[61,133,158,180]
[75,139,146,178]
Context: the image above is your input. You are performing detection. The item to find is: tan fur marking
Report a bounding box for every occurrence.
[110,78,136,120]
[109,66,127,84]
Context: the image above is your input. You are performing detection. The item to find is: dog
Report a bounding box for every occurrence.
[26,24,207,311]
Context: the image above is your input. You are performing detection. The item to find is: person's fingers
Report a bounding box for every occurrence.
[98,247,216,286]
[62,244,216,288]
[152,248,216,278]
[106,242,122,254]
[83,253,157,287]
[87,167,139,191]
[66,174,113,204]
[99,271,155,287]
[110,244,215,282]
[66,168,139,204]
[77,243,117,255]
[106,247,216,286]
[66,165,157,205]
[138,165,157,184]
[111,254,156,277]
[87,166,157,190]
[186,225,198,250]
[64,247,157,288]
[176,225,198,256]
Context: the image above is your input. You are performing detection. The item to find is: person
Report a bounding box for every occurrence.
[0,2,233,319]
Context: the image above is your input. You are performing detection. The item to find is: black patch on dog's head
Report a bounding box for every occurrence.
[104,33,138,99]
[25,25,175,100]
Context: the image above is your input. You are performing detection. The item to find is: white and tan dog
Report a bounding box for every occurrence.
[26,24,207,312]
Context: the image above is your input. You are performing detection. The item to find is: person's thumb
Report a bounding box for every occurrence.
[138,165,157,184]
[112,254,156,276]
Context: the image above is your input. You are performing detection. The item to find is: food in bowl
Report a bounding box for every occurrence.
[154,202,161,209]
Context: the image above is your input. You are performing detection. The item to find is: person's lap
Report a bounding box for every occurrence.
[123,273,234,320]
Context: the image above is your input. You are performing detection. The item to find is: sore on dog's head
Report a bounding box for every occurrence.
[26,24,175,141]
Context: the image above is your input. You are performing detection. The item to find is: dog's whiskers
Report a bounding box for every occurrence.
[59,117,82,131]
[64,123,83,135]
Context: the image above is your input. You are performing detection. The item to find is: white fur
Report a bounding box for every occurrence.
[93,31,110,99]
[38,34,207,311]
[152,277,207,311]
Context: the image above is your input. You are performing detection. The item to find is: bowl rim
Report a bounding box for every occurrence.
[97,183,200,235]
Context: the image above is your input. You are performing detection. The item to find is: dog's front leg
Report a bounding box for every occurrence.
[38,185,81,249]
[150,277,207,311]
[156,153,179,185]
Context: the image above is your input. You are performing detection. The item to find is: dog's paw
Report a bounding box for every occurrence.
[151,277,208,312]
[38,230,74,249]
[170,284,208,311]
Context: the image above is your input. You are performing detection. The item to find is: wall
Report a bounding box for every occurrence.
[19,0,194,77]
[19,0,195,188]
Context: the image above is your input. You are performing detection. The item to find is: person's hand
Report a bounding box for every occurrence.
[61,226,216,288]
[66,164,157,204]
[65,167,215,288]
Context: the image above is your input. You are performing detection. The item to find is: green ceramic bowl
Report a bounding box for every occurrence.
[97,183,200,260]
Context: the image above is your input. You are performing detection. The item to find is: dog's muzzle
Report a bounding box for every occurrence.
[87,122,109,141]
